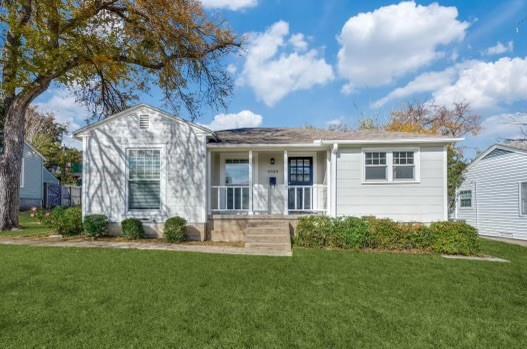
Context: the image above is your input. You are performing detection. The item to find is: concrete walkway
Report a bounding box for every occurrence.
[0,238,292,257]
[482,236,527,248]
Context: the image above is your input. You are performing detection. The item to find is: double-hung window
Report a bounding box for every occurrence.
[459,190,472,208]
[128,149,161,210]
[365,152,387,181]
[520,182,527,216]
[393,151,415,180]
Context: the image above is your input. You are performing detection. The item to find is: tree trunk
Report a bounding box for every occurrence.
[0,97,29,231]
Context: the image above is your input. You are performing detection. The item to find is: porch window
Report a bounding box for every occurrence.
[459,190,472,208]
[365,152,387,181]
[128,149,161,210]
[225,159,249,185]
[393,151,415,180]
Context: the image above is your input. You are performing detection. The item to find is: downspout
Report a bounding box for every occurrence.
[330,143,338,217]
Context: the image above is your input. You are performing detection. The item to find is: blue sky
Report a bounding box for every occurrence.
[35,0,527,158]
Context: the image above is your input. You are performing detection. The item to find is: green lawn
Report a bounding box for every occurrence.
[1,240,526,348]
[0,212,53,238]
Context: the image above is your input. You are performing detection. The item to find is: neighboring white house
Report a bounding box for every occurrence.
[20,142,60,209]
[73,104,461,241]
[456,142,527,241]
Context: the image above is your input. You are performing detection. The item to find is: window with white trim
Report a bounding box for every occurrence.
[225,159,249,185]
[365,152,387,181]
[521,182,527,216]
[128,149,160,210]
[393,151,415,180]
[459,190,472,208]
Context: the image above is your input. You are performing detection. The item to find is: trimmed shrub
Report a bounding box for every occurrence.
[121,218,144,240]
[294,216,333,248]
[50,207,83,236]
[83,215,109,238]
[164,216,187,243]
[330,217,369,249]
[429,221,479,255]
[366,217,402,249]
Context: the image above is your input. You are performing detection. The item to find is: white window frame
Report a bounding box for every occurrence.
[361,147,420,184]
[125,146,166,217]
[458,190,472,209]
[520,181,527,217]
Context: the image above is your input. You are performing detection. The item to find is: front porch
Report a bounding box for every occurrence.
[207,148,331,216]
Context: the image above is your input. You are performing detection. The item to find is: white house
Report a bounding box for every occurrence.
[73,104,461,241]
[456,142,527,241]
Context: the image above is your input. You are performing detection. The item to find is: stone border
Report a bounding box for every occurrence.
[0,238,292,257]
[441,255,509,263]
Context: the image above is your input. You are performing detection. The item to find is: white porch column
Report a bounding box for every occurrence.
[326,149,331,215]
[206,150,212,215]
[283,150,288,215]
[249,150,253,214]
[330,144,338,217]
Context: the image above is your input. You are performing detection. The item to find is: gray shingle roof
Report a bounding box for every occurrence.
[210,128,454,145]
[503,139,527,151]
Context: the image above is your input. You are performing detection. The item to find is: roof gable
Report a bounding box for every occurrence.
[73,104,213,139]
[467,143,527,170]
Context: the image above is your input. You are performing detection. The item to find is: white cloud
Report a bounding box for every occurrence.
[431,57,527,111]
[372,68,457,108]
[33,88,89,149]
[207,110,263,130]
[34,88,90,131]
[376,57,527,111]
[200,0,257,11]
[479,113,527,140]
[483,41,513,56]
[226,64,238,75]
[289,33,308,52]
[337,1,468,90]
[239,21,334,106]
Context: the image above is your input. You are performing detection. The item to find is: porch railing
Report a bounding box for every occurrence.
[210,185,327,214]
[287,185,327,212]
[211,186,250,212]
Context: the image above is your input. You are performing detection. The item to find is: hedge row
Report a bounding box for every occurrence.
[294,216,479,255]
[34,207,187,243]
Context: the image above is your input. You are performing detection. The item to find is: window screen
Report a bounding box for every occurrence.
[459,190,472,208]
[365,152,387,180]
[393,151,415,180]
[128,149,160,209]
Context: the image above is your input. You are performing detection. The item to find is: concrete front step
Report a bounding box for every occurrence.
[245,242,291,250]
[246,227,289,234]
[245,234,291,243]
[247,221,291,228]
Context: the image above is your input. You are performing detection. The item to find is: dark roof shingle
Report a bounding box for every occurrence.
[210,127,454,145]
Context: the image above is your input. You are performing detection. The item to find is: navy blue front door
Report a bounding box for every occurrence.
[288,157,313,210]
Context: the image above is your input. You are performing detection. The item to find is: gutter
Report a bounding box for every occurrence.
[317,138,464,145]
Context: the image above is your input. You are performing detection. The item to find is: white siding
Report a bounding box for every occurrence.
[82,106,208,224]
[336,145,446,222]
[456,150,527,240]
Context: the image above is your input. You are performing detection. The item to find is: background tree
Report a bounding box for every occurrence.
[386,102,481,210]
[0,0,239,230]
[24,107,81,185]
